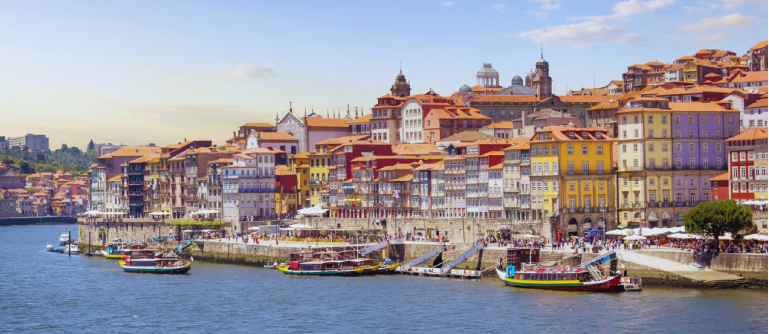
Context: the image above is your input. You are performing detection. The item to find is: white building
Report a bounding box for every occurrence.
[401,99,424,143]
[743,97,768,130]
[9,134,49,151]
[222,147,281,225]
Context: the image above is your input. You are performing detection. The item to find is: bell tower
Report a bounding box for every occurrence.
[391,69,411,97]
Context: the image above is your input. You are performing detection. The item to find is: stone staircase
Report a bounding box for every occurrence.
[543,252,564,266]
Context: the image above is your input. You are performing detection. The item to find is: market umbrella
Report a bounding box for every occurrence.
[584,228,604,234]
[623,235,647,240]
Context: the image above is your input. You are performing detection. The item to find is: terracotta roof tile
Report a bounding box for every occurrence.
[471,95,540,103]
[726,127,767,141]
[258,132,298,141]
[305,117,350,128]
[709,172,729,181]
[347,114,372,124]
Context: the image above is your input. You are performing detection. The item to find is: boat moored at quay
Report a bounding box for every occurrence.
[277,250,382,275]
[496,248,623,292]
[118,249,191,274]
[101,239,147,259]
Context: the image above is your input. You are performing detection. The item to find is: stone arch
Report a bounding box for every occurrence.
[567,217,578,236]
[675,211,685,227]
[596,216,606,230]
[661,211,673,228]
[582,217,593,231]
[648,211,659,228]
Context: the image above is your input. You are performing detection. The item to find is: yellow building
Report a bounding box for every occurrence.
[274,165,297,214]
[308,144,333,206]
[288,152,311,209]
[531,126,615,237]
[529,130,561,223]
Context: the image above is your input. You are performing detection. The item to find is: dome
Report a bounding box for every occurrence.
[396,71,405,79]
[511,75,523,86]
[459,84,472,93]
[537,58,548,65]
[477,63,499,75]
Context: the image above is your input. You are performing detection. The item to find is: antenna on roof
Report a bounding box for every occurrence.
[540,42,543,59]
[289,101,292,113]
[400,61,402,73]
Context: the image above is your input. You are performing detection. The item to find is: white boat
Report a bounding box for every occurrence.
[59,231,71,246]
[63,244,79,254]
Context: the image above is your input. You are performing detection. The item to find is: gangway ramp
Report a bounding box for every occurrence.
[578,251,616,268]
[361,238,403,256]
[440,242,484,275]
[399,246,443,271]
[174,240,193,254]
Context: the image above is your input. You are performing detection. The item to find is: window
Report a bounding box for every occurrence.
[598,182,605,190]
[715,130,721,138]
[622,130,627,139]
[648,129,654,138]
[582,145,588,155]
[622,144,627,153]
[649,158,655,169]
[567,145,574,155]
[634,129,639,138]
[676,158,682,168]
[676,178,682,187]
[569,183,575,191]
[701,116,707,124]
[544,146,549,155]
[583,162,589,175]
[675,143,681,152]
[688,116,694,124]
[584,183,590,191]
[716,143,721,152]
[662,115,668,124]
[662,129,668,138]
[648,115,654,124]
[650,178,655,186]
[597,145,603,155]
[622,116,627,125]
[689,158,695,169]
[597,161,603,174]
[663,177,669,186]
[567,162,574,174]
[648,143,655,152]
[662,143,668,152]
[689,143,695,152]
[703,158,708,169]
[675,130,681,138]
[675,116,681,124]
[732,152,738,161]
[633,144,639,153]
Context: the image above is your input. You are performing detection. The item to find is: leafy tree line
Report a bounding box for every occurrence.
[0,140,98,175]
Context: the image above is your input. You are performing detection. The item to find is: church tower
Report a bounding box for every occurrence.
[390,70,411,97]
[531,52,553,99]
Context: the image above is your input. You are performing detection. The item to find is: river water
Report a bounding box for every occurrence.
[1,224,766,333]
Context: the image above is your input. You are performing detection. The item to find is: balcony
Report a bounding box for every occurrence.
[238,188,278,193]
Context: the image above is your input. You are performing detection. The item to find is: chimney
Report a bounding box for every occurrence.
[521,110,527,132]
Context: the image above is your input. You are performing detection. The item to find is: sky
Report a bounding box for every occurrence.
[0,0,766,149]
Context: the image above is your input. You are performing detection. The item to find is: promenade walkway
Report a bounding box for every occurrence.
[613,248,744,282]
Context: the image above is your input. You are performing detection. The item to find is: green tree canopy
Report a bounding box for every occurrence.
[87,139,95,151]
[683,200,753,246]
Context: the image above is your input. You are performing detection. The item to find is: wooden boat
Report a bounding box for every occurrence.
[118,249,191,274]
[496,248,621,292]
[278,250,381,276]
[101,240,147,260]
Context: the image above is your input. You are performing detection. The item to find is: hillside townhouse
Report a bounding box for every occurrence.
[726,128,768,201]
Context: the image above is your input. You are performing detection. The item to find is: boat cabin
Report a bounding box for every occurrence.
[506,248,541,271]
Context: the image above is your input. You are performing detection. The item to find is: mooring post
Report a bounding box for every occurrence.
[68,231,71,257]
[88,232,91,255]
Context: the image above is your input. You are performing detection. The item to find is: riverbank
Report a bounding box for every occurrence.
[0,216,77,226]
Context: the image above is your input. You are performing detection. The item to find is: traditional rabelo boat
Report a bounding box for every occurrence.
[495,248,622,292]
[118,249,191,274]
[277,250,381,276]
[101,239,147,260]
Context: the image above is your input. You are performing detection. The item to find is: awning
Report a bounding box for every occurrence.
[617,224,628,229]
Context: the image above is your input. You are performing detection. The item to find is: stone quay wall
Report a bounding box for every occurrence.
[638,250,768,274]
[78,221,175,247]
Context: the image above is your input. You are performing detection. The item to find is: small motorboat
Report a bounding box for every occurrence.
[264,262,278,269]
[63,244,80,254]
[59,231,72,246]
[46,245,63,253]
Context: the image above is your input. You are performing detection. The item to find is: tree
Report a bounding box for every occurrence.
[60,144,68,151]
[683,200,753,247]
[87,139,95,151]
[17,159,30,174]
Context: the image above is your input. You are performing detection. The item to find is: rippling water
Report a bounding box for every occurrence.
[1,224,766,333]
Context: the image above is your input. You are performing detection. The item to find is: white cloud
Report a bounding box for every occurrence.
[532,0,561,11]
[520,0,675,47]
[223,65,277,79]
[528,0,561,19]
[518,21,645,48]
[439,1,453,6]
[694,33,727,43]
[492,4,507,13]
[722,0,766,9]
[681,13,755,31]
[682,6,704,12]
[574,0,677,22]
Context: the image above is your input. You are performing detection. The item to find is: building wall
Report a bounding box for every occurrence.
[276,113,307,153]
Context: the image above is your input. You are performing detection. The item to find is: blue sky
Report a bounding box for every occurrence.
[0,0,766,148]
